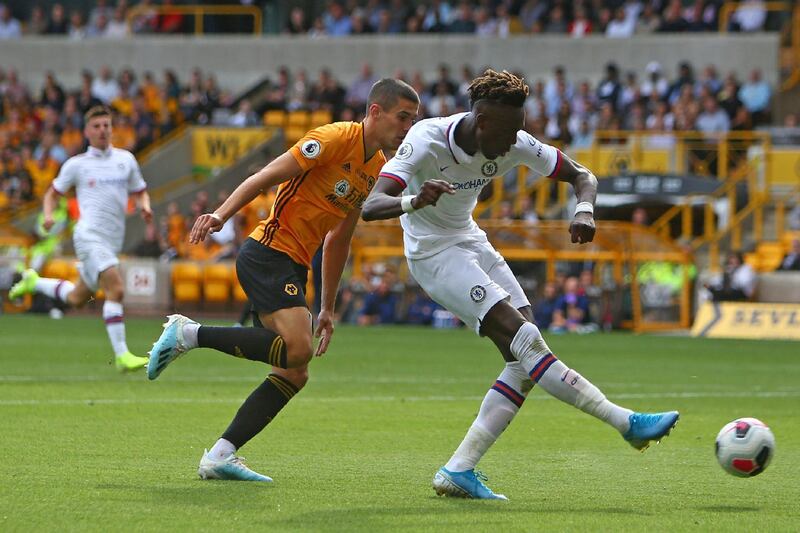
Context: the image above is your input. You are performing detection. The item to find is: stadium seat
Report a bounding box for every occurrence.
[286,110,311,129]
[263,110,286,127]
[744,252,761,271]
[203,263,231,305]
[756,242,786,272]
[43,259,79,283]
[309,109,333,128]
[231,265,248,304]
[171,262,202,305]
[285,125,308,146]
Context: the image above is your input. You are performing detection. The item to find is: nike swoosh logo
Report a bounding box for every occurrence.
[439,166,449,172]
[527,138,536,147]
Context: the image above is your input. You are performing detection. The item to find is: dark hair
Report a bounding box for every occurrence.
[367,78,419,111]
[83,105,112,124]
[467,69,529,108]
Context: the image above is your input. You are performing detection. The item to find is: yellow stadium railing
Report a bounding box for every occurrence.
[351,220,693,331]
[127,4,262,36]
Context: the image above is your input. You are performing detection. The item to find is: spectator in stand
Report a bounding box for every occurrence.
[26,5,48,35]
[263,66,289,110]
[730,0,767,32]
[777,239,800,271]
[86,12,109,38]
[323,1,352,36]
[448,2,476,33]
[696,95,730,135]
[636,2,661,33]
[358,272,400,325]
[551,276,591,333]
[284,7,308,34]
[308,68,346,119]
[47,3,69,34]
[0,3,21,39]
[698,64,722,95]
[427,81,458,117]
[474,6,497,37]
[738,68,771,126]
[68,10,87,39]
[131,0,159,34]
[91,66,120,104]
[658,0,689,32]
[286,69,310,111]
[406,291,440,325]
[133,220,167,258]
[717,74,742,118]
[569,5,593,37]
[157,0,185,34]
[641,61,669,100]
[228,99,258,127]
[706,251,757,301]
[105,6,130,38]
[544,4,567,33]
[534,281,560,330]
[423,0,453,31]
[606,7,636,38]
[596,62,622,111]
[346,63,377,111]
[667,61,695,105]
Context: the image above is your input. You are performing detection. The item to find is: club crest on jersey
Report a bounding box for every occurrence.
[470,285,486,303]
[334,179,350,197]
[481,161,498,177]
[301,139,321,159]
[395,142,413,160]
[284,283,298,296]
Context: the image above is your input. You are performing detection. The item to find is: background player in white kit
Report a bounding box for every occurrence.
[10,106,152,372]
[362,70,679,500]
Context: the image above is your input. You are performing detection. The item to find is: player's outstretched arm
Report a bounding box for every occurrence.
[551,154,598,244]
[361,177,454,221]
[189,152,302,243]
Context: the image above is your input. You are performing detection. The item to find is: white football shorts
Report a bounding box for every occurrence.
[73,236,120,292]
[407,240,529,334]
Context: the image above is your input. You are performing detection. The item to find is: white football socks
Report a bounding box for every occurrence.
[208,438,237,461]
[510,322,632,433]
[445,362,531,472]
[103,301,129,356]
[35,277,74,304]
[182,322,200,350]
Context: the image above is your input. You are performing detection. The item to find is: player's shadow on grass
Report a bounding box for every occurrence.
[696,505,761,513]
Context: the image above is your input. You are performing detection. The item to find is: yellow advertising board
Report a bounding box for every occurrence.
[692,301,800,340]
[192,127,270,175]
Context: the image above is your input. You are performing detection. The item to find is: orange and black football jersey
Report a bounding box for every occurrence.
[250,121,384,267]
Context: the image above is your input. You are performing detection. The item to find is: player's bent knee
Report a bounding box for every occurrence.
[284,337,313,368]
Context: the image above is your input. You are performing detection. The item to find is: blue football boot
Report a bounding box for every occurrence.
[623,411,680,451]
[198,450,272,482]
[432,467,508,500]
[147,314,197,380]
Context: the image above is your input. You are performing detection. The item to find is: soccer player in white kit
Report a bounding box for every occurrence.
[10,106,152,372]
[361,70,679,500]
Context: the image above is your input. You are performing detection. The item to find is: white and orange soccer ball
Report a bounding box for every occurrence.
[715,418,775,477]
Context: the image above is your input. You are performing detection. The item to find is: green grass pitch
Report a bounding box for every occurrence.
[0,314,798,531]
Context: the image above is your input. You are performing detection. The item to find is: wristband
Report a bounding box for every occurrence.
[209,213,224,223]
[400,195,417,214]
[574,202,594,217]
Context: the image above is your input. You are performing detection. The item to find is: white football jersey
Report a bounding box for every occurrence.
[379,112,561,259]
[52,145,146,251]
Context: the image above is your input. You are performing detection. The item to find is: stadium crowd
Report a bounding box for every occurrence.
[0,1,779,39]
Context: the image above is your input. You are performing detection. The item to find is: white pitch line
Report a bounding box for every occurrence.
[0,390,798,407]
